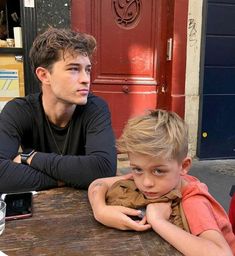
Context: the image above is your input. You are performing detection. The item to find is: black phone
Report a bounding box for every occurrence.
[129,207,146,221]
[0,192,33,221]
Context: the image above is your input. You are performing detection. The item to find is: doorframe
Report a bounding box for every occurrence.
[153,0,189,118]
[196,1,207,158]
[71,0,92,33]
[20,0,38,95]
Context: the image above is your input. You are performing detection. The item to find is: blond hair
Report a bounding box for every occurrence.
[117,109,188,162]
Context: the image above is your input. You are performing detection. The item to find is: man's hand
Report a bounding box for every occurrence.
[13,154,21,163]
[94,204,151,231]
[13,152,37,165]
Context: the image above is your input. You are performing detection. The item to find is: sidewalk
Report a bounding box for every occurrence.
[189,159,235,212]
[117,154,235,212]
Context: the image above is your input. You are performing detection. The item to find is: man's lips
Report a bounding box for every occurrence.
[77,89,89,94]
[77,88,89,92]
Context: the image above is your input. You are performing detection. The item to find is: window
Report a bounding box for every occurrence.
[0,0,21,45]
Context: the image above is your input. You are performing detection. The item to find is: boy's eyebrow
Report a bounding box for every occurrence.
[129,163,139,167]
[130,163,167,168]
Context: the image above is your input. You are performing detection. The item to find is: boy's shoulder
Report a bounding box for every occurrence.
[181,174,210,200]
[181,174,225,214]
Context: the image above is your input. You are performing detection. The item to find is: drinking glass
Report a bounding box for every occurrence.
[0,201,6,235]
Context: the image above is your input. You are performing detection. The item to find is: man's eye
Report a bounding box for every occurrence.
[68,67,79,71]
[86,68,91,74]
[132,167,143,174]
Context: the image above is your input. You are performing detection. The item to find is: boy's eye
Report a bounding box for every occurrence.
[131,167,143,174]
[152,169,164,176]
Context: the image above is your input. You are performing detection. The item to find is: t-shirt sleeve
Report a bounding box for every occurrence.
[182,195,221,236]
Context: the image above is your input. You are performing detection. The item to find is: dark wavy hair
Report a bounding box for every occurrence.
[29,27,96,74]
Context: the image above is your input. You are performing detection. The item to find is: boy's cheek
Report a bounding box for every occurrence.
[133,177,142,189]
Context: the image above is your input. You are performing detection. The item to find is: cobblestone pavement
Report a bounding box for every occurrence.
[117,154,235,212]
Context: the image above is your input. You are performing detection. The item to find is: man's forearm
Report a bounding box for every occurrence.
[29,152,116,188]
[0,159,58,192]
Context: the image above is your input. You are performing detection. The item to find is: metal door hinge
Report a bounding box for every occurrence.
[166,38,173,61]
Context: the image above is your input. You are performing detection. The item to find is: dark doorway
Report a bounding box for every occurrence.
[198,0,235,159]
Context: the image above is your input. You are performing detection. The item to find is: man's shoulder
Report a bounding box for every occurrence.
[74,93,110,123]
[84,93,110,114]
[7,93,41,107]
[87,93,108,109]
[2,93,41,117]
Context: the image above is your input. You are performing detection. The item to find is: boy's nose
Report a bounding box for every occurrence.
[142,175,154,187]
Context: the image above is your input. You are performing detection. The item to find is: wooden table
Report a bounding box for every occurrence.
[0,188,182,256]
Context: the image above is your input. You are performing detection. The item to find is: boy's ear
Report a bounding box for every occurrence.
[35,67,50,84]
[180,157,192,175]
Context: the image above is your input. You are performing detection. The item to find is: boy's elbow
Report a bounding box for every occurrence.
[88,178,102,192]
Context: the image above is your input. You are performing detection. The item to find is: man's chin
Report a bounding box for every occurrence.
[74,98,88,105]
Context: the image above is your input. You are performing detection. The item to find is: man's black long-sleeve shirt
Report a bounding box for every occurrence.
[0,93,117,192]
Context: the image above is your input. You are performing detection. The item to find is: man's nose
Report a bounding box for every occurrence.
[79,70,90,84]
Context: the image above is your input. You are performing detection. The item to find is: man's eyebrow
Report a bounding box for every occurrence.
[66,63,92,67]
[68,62,91,65]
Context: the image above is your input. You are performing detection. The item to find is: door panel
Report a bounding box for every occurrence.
[198,1,235,158]
[72,0,169,137]
[199,95,235,159]
[92,0,159,85]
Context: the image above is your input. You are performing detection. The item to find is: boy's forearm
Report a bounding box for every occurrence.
[88,179,109,213]
[88,175,132,213]
[150,219,232,256]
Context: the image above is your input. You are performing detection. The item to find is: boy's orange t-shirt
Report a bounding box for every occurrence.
[181,175,235,254]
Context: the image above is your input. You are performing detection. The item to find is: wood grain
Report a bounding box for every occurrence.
[0,188,182,256]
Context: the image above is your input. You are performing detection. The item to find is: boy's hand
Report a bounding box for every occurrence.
[88,174,151,231]
[146,202,172,224]
[94,205,151,231]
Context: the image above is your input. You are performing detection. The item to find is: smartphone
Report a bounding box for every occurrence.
[129,207,146,221]
[0,192,33,221]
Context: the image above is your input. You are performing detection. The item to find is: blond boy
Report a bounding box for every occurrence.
[88,109,235,255]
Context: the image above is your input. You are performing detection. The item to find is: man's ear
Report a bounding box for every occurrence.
[35,67,50,84]
[180,157,192,176]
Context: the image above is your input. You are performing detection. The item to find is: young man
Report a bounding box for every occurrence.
[0,27,116,192]
[88,109,235,256]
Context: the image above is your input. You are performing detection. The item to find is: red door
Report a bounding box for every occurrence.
[72,0,171,138]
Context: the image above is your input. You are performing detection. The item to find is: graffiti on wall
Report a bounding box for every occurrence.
[188,15,198,51]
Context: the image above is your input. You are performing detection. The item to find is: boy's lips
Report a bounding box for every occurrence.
[143,191,159,198]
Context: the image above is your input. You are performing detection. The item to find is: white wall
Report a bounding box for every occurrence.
[185,0,204,158]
